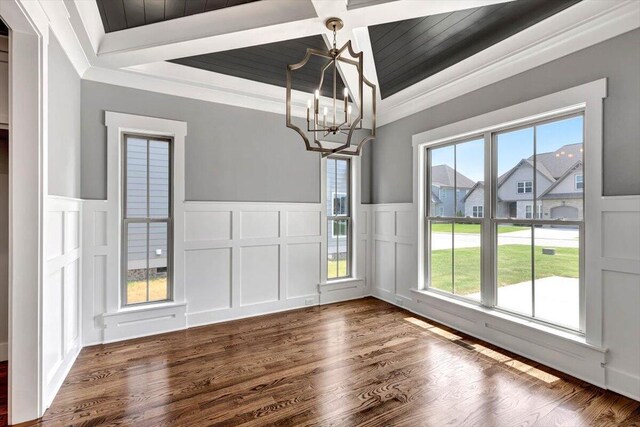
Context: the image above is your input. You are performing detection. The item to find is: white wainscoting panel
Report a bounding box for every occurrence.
[369,197,640,401]
[598,197,640,400]
[287,210,321,237]
[43,196,82,408]
[372,204,416,303]
[184,248,231,313]
[240,244,280,306]
[286,242,321,299]
[83,201,370,344]
[185,211,231,242]
[240,210,279,239]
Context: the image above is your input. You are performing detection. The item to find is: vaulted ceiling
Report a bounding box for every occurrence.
[66,0,635,125]
[154,0,580,98]
[96,0,260,33]
[369,0,581,98]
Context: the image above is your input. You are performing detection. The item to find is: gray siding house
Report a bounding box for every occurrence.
[430,164,475,217]
[463,143,584,219]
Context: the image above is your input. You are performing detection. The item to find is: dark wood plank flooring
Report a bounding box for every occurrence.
[36,298,640,426]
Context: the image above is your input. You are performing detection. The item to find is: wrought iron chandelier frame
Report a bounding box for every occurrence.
[285,18,376,157]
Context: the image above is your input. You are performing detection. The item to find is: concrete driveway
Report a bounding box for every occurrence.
[431,227,579,250]
[468,276,579,330]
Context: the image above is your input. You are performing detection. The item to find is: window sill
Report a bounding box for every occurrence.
[409,288,604,353]
[320,278,363,287]
[103,301,187,318]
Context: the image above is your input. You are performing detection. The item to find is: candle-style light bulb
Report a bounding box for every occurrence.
[347,105,352,126]
[314,90,320,116]
[343,88,348,124]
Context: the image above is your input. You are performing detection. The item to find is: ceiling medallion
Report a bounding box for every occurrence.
[286,17,376,157]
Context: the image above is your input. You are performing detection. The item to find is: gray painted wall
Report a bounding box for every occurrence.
[372,28,640,203]
[81,81,373,203]
[48,34,81,198]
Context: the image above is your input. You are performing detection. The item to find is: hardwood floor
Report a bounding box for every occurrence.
[37,298,639,426]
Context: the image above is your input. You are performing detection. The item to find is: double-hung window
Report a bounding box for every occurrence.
[425,114,584,331]
[517,181,533,194]
[327,157,351,280]
[575,174,584,190]
[123,135,172,306]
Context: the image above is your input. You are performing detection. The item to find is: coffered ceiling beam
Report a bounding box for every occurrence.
[80,0,515,69]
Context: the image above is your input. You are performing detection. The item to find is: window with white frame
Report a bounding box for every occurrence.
[327,157,351,280]
[575,174,584,190]
[517,180,533,194]
[123,134,172,306]
[524,204,543,219]
[425,113,584,331]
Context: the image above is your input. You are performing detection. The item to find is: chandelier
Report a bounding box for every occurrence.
[286,18,376,157]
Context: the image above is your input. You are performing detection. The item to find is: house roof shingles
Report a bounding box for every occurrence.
[431,164,475,189]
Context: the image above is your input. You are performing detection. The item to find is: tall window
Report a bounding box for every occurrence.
[123,135,172,306]
[575,174,584,190]
[426,114,584,331]
[327,157,351,280]
[427,138,484,301]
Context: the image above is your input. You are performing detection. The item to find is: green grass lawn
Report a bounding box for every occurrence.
[328,260,349,279]
[431,223,527,234]
[431,245,579,295]
[127,278,168,304]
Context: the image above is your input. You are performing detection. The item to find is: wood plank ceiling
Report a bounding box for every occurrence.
[95,0,582,100]
[368,0,582,99]
[170,36,347,97]
[96,0,260,33]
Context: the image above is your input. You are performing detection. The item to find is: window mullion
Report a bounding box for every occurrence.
[483,131,495,307]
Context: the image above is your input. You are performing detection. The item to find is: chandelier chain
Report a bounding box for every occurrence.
[332,25,337,50]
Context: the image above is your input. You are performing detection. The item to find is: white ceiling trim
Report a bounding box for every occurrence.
[378,0,640,125]
[84,63,376,127]
[33,0,640,128]
[73,0,513,69]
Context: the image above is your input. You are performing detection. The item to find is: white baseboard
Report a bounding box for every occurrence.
[0,342,7,362]
[371,290,607,391]
[606,366,640,402]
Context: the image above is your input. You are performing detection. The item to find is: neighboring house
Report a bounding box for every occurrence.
[126,141,170,276]
[327,159,350,259]
[430,164,475,216]
[463,181,485,218]
[463,143,584,219]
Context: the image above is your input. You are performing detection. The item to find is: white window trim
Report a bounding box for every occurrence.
[412,79,607,361]
[575,174,584,190]
[104,112,188,321]
[472,205,483,218]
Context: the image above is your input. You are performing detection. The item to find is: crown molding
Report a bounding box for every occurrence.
[37,0,90,76]
[50,0,639,127]
[377,0,640,126]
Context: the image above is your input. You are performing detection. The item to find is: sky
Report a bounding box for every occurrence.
[431,115,583,183]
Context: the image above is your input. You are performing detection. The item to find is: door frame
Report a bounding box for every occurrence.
[0,0,48,423]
